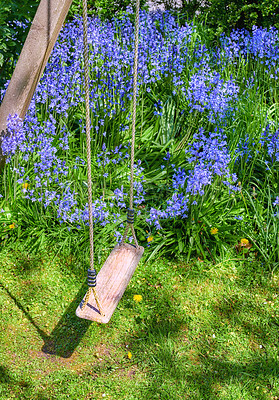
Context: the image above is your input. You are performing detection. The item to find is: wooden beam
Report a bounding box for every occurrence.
[0,0,73,169]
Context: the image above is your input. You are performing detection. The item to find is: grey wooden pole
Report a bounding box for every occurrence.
[0,0,73,170]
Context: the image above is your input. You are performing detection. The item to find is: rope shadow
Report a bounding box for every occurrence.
[0,280,91,358]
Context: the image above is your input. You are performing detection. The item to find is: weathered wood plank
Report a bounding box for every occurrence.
[0,0,73,169]
[76,243,144,323]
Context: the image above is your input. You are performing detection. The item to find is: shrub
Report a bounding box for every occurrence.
[0,0,149,86]
[0,0,39,88]
[68,0,148,21]
[158,0,279,34]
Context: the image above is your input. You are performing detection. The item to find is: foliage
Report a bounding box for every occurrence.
[0,0,39,88]
[67,0,95,20]
[92,0,148,20]
[67,0,149,21]
[1,10,279,268]
[156,0,279,35]
[0,0,148,88]
[198,0,279,33]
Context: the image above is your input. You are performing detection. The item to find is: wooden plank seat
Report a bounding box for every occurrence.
[76,243,144,323]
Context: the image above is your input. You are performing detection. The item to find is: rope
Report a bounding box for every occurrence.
[121,0,140,248]
[81,0,140,312]
[81,0,103,315]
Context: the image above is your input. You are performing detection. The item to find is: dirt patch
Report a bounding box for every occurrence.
[28,348,89,375]
[29,348,78,364]
[28,343,117,376]
[117,365,138,380]
[94,343,113,360]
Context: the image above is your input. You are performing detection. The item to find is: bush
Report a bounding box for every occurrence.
[0,0,149,87]
[58,0,149,21]
[158,0,279,34]
[0,0,39,88]
[199,0,279,33]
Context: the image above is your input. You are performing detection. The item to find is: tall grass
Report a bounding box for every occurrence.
[0,10,279,268]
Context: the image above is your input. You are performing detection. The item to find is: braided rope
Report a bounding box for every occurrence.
[81,0,103,315]
[121,0,140,247]
[129,0,140,210]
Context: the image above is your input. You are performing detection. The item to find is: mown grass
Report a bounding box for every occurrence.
[0,245,278,400]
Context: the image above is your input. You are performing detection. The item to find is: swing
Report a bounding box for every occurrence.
[0,0,143,324]
[75,0,144,323]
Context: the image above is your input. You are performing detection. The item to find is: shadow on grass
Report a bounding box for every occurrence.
[0,365,29,387]
[187,356,279,399]
[0,280,91,358]
[124,285,190,399]
[0,365,50,400]
[4,248,44,273]
[124,268,279,400]
[41,282,92,358]
[137,311,279,399]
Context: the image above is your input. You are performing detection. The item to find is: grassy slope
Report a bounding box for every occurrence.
[0,247,278,400]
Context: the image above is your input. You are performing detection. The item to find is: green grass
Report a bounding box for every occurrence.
[0,245,278,400]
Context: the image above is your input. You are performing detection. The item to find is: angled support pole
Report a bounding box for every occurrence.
[0,0,73,170]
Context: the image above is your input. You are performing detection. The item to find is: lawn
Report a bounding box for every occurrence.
[0,245,278,399]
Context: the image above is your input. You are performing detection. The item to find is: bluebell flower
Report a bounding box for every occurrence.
[146,127,239,229]
[186,67,239,123]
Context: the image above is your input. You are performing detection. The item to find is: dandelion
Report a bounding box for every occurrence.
[9,223,15,229]
[147,236,154,243]
[210,227,218,235]
[22,182,29,189]
[133,294,142,303]
[127,351,132,359]
[236,238,252,253]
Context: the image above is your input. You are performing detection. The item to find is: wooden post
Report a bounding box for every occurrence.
[0,0,73,169]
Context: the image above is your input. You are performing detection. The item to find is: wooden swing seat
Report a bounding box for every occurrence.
[76,243,144,323]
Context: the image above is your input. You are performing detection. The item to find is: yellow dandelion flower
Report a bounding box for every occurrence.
[240,238,249,246]
[133,294,142,303]
[22,182,29,189]
[210,227,218,235]
[147,236,154,243]
[127,351,132,360]
[9,223,15,229]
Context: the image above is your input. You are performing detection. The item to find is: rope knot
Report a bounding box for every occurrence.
[87,269,97,287]
[127,208,135,224]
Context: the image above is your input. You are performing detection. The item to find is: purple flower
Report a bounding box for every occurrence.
[1,114,25,160]
[186,67,239,122]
